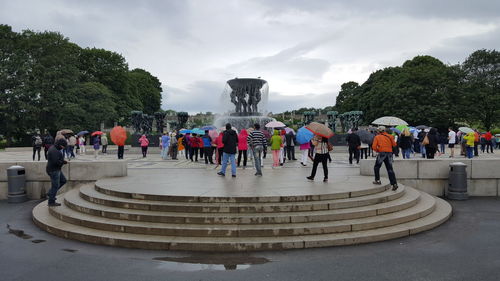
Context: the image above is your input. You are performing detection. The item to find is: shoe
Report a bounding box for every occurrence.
[48,202,61,207]
[392,184,399,191]
[254,172,262,176]
[301,162,306,166]
[217,172,225,176]
[279,163,283,166]
[232,175,236,178]
[292,158,298,160]
[373,180,382,185]
[323,178,328,182]
[306,176,314,181]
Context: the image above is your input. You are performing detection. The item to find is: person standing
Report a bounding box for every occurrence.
[101,134,108,154]
[285,130,297,161]
[247,123,266,176]
[473,129,480,156]
[45,138,68,206]
[418,129,427,158]
[217,123,238,177]
[464,132,475,159]
[160,132,170,160]
[237,129,249,168]
[169,132,179,160]
[306,135,329,182]
[485,131,494,153]
[372,126,398,191]
[78,135,86,155]
[138,134,149,158]
[215,132,224,165]
[270,129,283,168]
[32,133,43,161]
[448,128,456,158]
[67,135,77,159]
[190,133,201,162]
[425,128,440,159]
[93,135,100,159]
[346,128,361,164]
[184,133,192,160]
[202,131,214,164]
[300,141,311,166]
[42,133,54,160]
[399,128,413,159]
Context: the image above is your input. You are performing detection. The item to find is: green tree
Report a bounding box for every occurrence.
[126,68,162,115]
[461,49,500,130]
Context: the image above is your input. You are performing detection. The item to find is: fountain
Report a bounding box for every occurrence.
[214,78,275,130]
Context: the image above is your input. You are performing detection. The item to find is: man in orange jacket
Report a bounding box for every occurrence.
[372,126,398,190]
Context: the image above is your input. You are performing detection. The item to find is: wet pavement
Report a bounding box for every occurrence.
[1,197,500,281]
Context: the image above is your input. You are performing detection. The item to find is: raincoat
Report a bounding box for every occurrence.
[270,130,283,150]
[138,135,149,147]
[238,129,249,150]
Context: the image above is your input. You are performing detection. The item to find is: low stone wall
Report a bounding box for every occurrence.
[0,160,128,200]
[360,159,500,197]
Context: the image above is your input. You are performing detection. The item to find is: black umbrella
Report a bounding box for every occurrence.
[416,125,428,130]
[356,129,375,143]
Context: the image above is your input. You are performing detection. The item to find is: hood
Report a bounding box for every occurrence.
[239,129,248,136]
[55,138,67,150]
[273,130,279,136]
[225,129,237,136]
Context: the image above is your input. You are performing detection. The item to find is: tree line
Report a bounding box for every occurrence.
[335,50,500,130]
[0,24,162,145]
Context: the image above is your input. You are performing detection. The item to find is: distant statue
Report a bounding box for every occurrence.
[154,111,166,133]
[226,78,267,116]
[177,112,189,129]
[130,111,143,134]
[141,114,154,135]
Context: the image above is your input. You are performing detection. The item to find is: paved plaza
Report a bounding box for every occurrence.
[1,148,500,280]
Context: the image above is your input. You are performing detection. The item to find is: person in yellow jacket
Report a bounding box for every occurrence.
[270,129,283,167]
[463,132,475,159]
[372,126,398,190]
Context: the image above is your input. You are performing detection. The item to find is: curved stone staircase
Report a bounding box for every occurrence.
[33,178,452,252]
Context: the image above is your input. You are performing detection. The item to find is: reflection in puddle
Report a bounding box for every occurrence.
[153,255,269,271]
[31,239,46,243]
[7,224,33,239]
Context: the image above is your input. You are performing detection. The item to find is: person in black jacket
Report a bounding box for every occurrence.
[284,131,298,160]
[46,138,68,206]
[425,128,440,159]
[346,128,361,164]
[42,133,54,160]
[217,123,239,177]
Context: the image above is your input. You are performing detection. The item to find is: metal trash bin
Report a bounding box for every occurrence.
[447,162,468,200]
[7,165,28,203]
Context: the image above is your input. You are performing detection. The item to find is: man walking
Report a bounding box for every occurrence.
[448,128,456,158]
[46,138,68,206]
[346,128,361,164]
[247,123,266,176]
[32,133,43,161]
[217,123,238,177]
[372,126,398,191]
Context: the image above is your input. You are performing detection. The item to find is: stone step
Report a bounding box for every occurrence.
[94,182,388,203]
[32,197,451,251]
[79,184,406,213]
[48,191,435,237]
[63,187,421,224]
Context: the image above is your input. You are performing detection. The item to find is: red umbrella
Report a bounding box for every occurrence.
[110,126,127,146]
[306,122,334,138]
[91,131,104,136]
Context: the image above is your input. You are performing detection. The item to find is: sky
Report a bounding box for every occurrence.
[1,0,499,114]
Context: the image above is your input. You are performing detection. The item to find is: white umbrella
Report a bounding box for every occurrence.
[265,121,286,128]
[372,116,408,126]
[459,127,474,134]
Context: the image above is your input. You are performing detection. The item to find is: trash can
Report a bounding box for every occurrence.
[447,162,468,200]
[7,165,28,203]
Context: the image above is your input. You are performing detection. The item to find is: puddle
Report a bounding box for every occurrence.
[6,225,33,239]
[62,249,78,253]
[31,239,46,243]
[153,255,270,271]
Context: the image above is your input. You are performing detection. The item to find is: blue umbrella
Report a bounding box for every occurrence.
[77,130,89,136]
[179,129,192,134]
[201,125,216,131]
[296,126,314,144]
[192,129,205,135]
[390,127,401,134]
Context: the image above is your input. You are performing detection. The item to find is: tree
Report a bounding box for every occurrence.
[335,81,360,113]
[461,49,500,130]
[126,68,162,115]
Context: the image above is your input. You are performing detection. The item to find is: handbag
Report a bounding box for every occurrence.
[327,143,333,151]
[422,135,429,146]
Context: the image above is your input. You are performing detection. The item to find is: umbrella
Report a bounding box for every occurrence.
[395,125,409,132]
[179,129,192,134]
[495,134,500,137]
[77,130,89,136]
[459,127,474,134]
[416,125,428,130]
[265,121,286,128]
[91,131,104,136]
[372,116,408,126]
[305,122,334,138]
[390,127,401,134]
[208,130,219,140]
[284,127,295,134]
[60,129,74,135]
[261,129,271,139]
[192,128,205,135]
[201,125,216,131]
[296,126,314,144]
[110,126,127,146]
[355,129,374,144]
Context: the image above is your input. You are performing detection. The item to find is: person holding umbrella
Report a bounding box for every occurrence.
[270,129,283,168]
[110,126,127,159]
[306,135,330,182]
[372,126,399,191]
[138,134,149,158]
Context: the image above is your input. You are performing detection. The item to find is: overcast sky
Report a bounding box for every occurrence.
[2,0,499,114]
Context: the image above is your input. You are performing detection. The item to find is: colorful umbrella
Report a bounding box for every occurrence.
[390,127,401,134]
[305,122,334,138]
[179,129,192,134]
[77,130,89,136]
[284,127,296,134]
[201,125,216,131]
[395,125,409,132]
[208,130,218,140]
[110,126,127,146]
[91,131,104,136]
[265,121,286,128]
[296,126,314,144]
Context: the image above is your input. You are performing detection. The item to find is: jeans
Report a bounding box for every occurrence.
[47,170,67,203]
[102,145,108,153]
[220,152,236,176]
[161,146,169,159]
[420,144,426,158]
[33,146,41,161]
[204,147,214,164]
[310,153,328,179]
[402,148,411,159]
[466,146,474,159]
[440,143,445,154]
[374,152,397,185]
[252,146,263,175]
[348,146,359,164]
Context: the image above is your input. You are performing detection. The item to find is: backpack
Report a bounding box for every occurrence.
[34,136,42,146]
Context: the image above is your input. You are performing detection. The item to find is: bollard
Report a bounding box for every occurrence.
[7,165,28,203]
[447,162,468,200]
